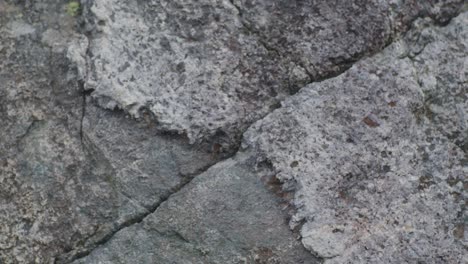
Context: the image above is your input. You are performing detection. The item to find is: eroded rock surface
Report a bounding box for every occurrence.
[79,0,464,143]
[72,154,317,264]
[1,0,466,263]
[0,1,223,263]
[244,12,467,263]
[0,2,124,262]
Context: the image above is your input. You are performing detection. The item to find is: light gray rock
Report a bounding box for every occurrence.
[244,12,467,263]
[78,0,464,144]
[81,0,285,144]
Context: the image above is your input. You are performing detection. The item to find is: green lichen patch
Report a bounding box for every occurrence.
[65,1,80,17]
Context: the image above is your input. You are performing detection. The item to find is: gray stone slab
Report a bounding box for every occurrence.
[73,154,319,264]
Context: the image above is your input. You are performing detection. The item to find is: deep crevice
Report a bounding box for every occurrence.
[78,80,88,145]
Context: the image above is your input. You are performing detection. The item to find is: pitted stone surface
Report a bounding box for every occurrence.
[0,2,153,262]
[0,1,221,263]
[82,0,285,143]
[1,0,466,263]
[79,0,464,143]
[244,12,467,263]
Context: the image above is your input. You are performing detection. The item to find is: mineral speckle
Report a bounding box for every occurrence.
[1,0,466,263]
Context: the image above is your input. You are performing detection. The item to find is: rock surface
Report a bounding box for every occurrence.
[0,2,116,262]
[73,154,316,264]
[244,12,467,263]
[0,1,221,263]
[0,0,466,263]
[79,0,464,144]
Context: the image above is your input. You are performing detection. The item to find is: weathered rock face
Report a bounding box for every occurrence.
[1,2,106,262]
[0,1,221,263]
[0,0,466,263]
[244,12,467,263]
[72,154,317,264]
[79,0,464,144]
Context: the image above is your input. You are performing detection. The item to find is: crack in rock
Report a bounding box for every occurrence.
[1,0,465,263]
[78,0,456,144]
[56,157,230,263]
[62,3,466,262]
[242,12,467,263]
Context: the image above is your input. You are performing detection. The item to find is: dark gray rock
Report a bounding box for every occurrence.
[73,154,318,264]
[0,1,220,263]
[0,1,152,262]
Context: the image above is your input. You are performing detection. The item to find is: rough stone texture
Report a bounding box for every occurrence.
[0,1,224,263]
[79,0,464,143]
[82,102,227,210]
[1,0,466,263]
[0,2,120,263]
[73,154,318,264]
[244,12,467,263]
[55,103,226,263]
